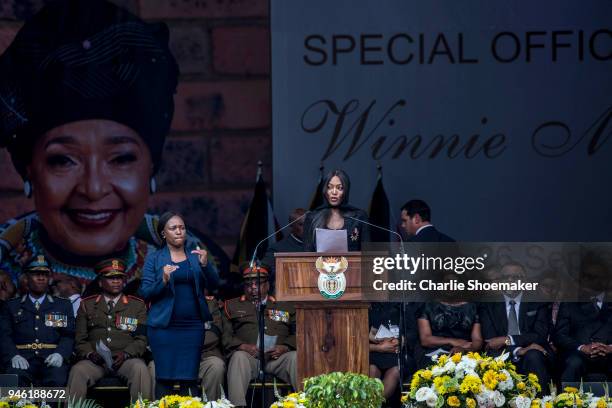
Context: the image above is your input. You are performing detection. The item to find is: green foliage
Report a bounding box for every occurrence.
[303,371,385,408]
[65,397,103,408]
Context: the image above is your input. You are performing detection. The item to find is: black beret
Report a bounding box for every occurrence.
[0,0,179,178]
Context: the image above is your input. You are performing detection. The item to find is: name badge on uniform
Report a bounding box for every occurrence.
[267,309,289,323]
[115,315,138,331]
[45,313,68,327]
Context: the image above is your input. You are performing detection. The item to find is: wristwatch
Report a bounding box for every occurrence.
[504,336,512,346]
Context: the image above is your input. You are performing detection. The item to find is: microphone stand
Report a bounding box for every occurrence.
[344,216,407,394]
[255,260,266,408]
[247,213,306,408]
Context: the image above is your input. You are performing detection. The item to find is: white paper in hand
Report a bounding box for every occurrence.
[96,340,114,370]
[374,324,394,340]
[425,348,450,357]
[315,228,348,252]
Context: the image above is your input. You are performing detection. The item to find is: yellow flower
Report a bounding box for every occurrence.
[410,373,421,392]
[451,353,462,363]
[433,376,447,394]
[467,352,482,360]
[483,370,499,390]
[433,375,454,395]
[517,382,526,391]
[596,399,607,408]
[421,370,433,380]
[447,396,461,407]
[545,402,553,408]
[438,354,449,365]
[460,375,482,394]
[531,399,541,408]
[564,387,578,394]
[466,398,476,408]
[401,393,409,403]
[0,402,8,408]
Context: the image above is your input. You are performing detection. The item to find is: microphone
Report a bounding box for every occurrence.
[248,213,308,269]
[344,215,405,254]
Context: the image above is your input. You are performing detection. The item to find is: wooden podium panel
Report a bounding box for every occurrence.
[275,252,372,386]
[295,303,369,386]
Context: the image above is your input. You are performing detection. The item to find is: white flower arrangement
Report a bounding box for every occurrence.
[402,352,541,408]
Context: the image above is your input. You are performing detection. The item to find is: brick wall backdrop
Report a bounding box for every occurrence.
[0,0,272,259]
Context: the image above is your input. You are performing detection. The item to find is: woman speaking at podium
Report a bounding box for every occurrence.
[303,169,370,252]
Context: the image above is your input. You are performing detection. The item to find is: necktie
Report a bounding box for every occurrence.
[34,300,40,311]
[507,300,520,336]
[107,300,114,313]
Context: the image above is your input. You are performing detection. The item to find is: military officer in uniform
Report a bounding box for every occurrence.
[4,255,75,386]
[223,265,297,407]
[198,296,227,401]
[67,259,152,400]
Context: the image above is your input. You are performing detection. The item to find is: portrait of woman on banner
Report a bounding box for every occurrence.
[0,0,228,292]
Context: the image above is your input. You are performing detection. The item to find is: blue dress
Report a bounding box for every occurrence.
[148,259,205,380]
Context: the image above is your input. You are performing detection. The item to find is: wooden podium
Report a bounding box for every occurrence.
[274,252,374,386]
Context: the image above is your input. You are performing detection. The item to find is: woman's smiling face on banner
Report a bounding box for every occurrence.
[27,119,153,256]
[325,175,345,207]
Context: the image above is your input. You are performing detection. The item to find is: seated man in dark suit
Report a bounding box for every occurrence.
[480,262,552,393]
[554,256,611,381]
[399,200,454,242]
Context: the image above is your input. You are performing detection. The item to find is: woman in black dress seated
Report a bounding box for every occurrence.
[369,302,401,401]
[303,169,369,252]
[417,300,482,368]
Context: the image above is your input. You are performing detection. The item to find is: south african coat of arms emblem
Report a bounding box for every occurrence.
[316,256,348,299]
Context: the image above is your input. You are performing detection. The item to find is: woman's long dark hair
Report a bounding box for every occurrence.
[157,211,185,246]
[309,169,359,236]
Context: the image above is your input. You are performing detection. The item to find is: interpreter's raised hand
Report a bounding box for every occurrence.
[191,246,208,266]
[163,264,179,284]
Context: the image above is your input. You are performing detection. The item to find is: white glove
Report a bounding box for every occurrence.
[44,353,63,367]
[11,355,29,370]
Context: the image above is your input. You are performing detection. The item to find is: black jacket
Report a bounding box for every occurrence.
[479,300,550,348]
[409,226,454,242]
[303,208,370,252]
[553,301,612,353]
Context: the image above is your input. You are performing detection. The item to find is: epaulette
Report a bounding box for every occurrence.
[223,297,241,319]
[127,295,144,303]
[79,294,100,313]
